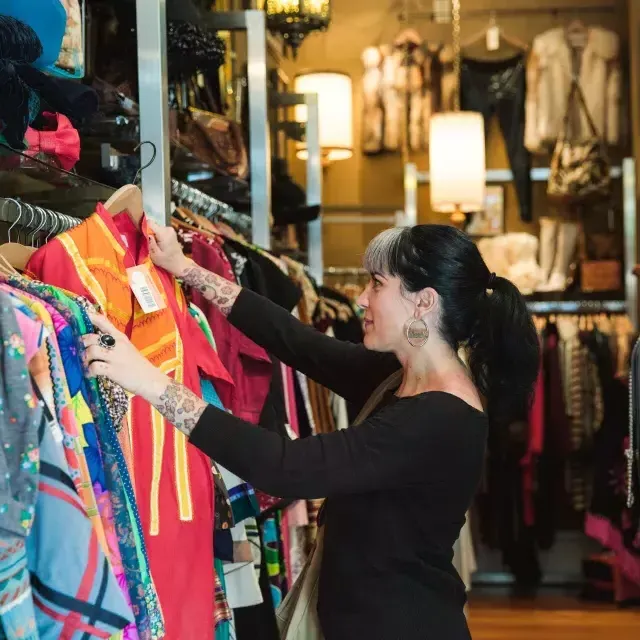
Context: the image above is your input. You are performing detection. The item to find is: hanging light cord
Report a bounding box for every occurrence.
[452,0,461,112]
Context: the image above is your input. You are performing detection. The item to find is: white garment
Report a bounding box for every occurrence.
[219,466,263,608]
[525,26,621,153]
[452,513,477,592]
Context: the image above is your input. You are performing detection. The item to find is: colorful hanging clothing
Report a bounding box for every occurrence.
[5,278,158,639]
[0,293,41,640]
[26,205,234,640]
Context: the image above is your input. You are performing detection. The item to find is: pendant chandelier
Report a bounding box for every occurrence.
[262,0,331,57]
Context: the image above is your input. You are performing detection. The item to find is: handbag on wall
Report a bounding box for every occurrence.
[175,107,249,179]
[547,80,611,202]
[276,369,403,640]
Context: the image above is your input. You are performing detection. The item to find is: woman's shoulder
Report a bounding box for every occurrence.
[375,390,488,442]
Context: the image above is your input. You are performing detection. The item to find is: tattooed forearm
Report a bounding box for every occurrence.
[152,380,207,437]
[180,264,241,317]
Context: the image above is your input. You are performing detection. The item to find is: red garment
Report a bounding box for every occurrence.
[191,235,272,423]
[27,205,234,640]
[521,344,544,527]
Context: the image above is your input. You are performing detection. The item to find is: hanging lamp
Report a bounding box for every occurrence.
[262,0,331,57]
[428,0,485,226]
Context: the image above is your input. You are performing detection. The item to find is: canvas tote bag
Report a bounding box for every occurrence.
[276,369,403,639]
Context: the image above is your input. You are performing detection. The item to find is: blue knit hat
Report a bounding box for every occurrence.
[0,0,66,68]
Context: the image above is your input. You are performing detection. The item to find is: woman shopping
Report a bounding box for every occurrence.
[83,222,540,639]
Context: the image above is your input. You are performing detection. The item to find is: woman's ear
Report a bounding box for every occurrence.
[416,288,437,315]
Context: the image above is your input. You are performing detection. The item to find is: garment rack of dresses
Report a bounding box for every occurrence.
[171,179,253,236]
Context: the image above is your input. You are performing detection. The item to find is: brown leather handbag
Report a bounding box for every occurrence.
[175,107,249,179]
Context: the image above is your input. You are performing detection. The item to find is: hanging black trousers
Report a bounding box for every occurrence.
[461,54,532,222]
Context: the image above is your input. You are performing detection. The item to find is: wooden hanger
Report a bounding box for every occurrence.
[393,28,422,48]
[0,251,20,275]
[103,184,144,225]
[0,243,35,272]
[462,13,528,56]
[566,19,587,49]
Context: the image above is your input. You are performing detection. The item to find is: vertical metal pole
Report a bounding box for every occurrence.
[623,157,637,329]
[136,0,171,224]
[245,11,271,248]
[403,162,418,227]
[305,94,323,283]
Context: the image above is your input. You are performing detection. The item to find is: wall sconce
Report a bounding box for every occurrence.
[429,112,486,224]
[294,71,353,166]
[262,0,331,57]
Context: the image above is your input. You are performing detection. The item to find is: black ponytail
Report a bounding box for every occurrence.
[363,224,540,423]
[467,275,539,422]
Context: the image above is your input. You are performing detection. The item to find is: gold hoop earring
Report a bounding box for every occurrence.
[405,317,429,347]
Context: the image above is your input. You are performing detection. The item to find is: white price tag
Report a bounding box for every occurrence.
[127,265,166,314]
[486,26,500,52]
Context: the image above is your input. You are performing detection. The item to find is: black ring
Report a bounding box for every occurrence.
[99,333,117,350]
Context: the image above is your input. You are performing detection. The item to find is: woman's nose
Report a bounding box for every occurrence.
[356,290,369,309]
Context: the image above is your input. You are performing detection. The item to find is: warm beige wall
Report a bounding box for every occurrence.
[282,0,627,269]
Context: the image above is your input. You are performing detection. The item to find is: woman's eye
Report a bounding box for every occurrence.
[372,278,382,290]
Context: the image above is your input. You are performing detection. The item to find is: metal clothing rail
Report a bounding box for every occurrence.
[526,299,627,314]
[401,3,617,21]
[0,198,80,234]
[324,267,368,276]
[411,165,624,186]
[170,180,252,235]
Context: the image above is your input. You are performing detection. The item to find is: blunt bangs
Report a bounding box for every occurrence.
[362,227,406,276]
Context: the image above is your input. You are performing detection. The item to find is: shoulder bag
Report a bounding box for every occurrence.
[547,79,611,203]
[276,369,403,639]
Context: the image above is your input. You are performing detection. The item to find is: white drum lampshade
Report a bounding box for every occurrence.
[429,112,486,223]
[294,72,353,163]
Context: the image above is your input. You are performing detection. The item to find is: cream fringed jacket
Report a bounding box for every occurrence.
[525,26,621,153]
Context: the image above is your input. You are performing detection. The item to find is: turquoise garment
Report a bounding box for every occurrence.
[201,378,224,409]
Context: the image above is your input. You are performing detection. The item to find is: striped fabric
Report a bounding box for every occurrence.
[27,378,134,639]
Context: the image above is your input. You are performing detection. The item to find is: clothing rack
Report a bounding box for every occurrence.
[526,299,626,314]
[170,179,252,236]
[324,267,368,276]
[0,198,81,234]
[401,3,617,22]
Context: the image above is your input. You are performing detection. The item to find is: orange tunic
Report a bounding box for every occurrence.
[27,205,234,640]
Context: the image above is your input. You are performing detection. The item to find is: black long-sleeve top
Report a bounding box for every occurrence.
[189,289,488,639]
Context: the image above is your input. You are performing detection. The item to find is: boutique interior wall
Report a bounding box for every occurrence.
[283,0,630,270]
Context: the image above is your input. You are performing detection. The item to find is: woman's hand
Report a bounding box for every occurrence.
[147,220,192,277]
[83,312,207,437]
[83,312,168,398]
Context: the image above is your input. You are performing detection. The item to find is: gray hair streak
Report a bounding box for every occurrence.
[362,227,406,275]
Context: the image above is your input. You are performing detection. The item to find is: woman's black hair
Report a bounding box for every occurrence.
[363,224,540,422]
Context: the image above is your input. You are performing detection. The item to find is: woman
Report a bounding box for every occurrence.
[83,223,539,639]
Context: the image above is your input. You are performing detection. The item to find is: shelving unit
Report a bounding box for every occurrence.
[403,159,638,329]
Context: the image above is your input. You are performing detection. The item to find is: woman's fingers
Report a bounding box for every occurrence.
[84,344,112,364]
[82,334,100,348]
[87,360,110,378]
[88,312,118,335]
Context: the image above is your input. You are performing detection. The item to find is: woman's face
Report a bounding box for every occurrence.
[357,273,416,352]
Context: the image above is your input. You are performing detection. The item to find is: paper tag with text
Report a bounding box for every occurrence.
[127,265,166,314]
[486,26,500,52]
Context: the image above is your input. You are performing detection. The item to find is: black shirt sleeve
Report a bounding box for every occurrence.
[189,393,485,500]
[228,288,400,406]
